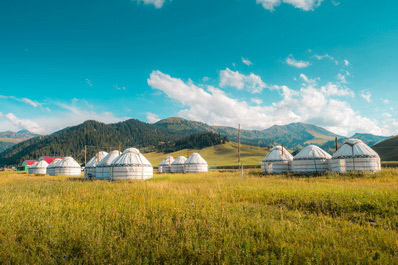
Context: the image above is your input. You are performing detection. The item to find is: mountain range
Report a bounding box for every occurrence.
[0,130,39,152]
[0,117,393,165]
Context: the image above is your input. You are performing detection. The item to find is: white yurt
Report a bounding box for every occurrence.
[47,158,63,176]
[171,156,187,173]
[28,162,38,174]
[95,150,121,180]
[54,157,82,176]
[158,156,175,174]
[29,160,49,175]
[84,151,108,179]
[184,153,208,173]
[291,145,332,173]
[261,145,293,174]
[331,139,381,173]
[110,148,153,180]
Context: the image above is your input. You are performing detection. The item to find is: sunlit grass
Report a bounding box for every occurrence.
[0,169,397,264]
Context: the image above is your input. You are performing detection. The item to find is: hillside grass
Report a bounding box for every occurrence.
[145,142,268,167]
[0,169,398,264]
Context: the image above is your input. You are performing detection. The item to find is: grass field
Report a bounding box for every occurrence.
[0,169,397,264]
[145,142,268,167]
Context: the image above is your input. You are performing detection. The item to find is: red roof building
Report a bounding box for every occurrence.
[38,156,64,164]
[21,160,37,166]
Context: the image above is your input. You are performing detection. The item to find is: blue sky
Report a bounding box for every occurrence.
[0,0,397,136]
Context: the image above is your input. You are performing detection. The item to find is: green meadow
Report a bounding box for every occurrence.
[0,169,397,264]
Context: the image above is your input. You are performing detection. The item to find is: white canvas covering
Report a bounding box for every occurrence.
[54,157,82,176]
[171,156,187,173]
[110,148,153,180]
[29,160,49,175]
[84,151,108,179]
[261,146,293,174]
[47,159,62,176]
[331,138,381,172]
[28,162,38,174]
[158,156,175,173]
[184,153,208,173]
[292,145,332,173]
[95,150,121,180]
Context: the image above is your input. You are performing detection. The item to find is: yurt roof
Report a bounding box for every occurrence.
[172,156,187,165]
[185,153,207,165]
[30,162,39,169]
[57,157,81,168]
[86,151,108,168]
[36,160,49,168]
[111,148,152,167]
[262,145,293,162]
[333,138,380,159]
[159,156,175,166]
[294,145,332,160]
[97,150,121,167]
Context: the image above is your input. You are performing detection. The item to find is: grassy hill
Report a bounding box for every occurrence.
[146,142,268,167]
[373,136,398,161]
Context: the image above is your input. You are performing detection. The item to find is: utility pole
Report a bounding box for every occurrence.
[335,137,338,151]
[118,143,121,155]
[84,145,87,166]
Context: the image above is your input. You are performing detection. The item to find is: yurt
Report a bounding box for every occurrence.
[95,150,121,180]
[171,156,187,173]
[331,139,381,173]
[261,146,293,174]
[184,153,208,173]
[47,158,63,176]
[158,156,175,173]
[28,162,38,174]
[291,145,332,173]
[29,160,49,175]
[110,148,153,180]
[54,157,82,176]
[84,151,108,179]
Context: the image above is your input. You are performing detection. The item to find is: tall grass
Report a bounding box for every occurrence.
[0,170,397,264]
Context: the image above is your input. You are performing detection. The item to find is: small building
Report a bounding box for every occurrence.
[184,153,208,173]
[261,146,293,174]
[29,160,49,175]
[54,157,82,176]
[96,150,121,180]
[38,156,64,165]
[158,156,175,174]
[291,145,332,174]
[171,156,187,173]
[17,160,37,171]
[84,151,108,179]
[110,148,153,180]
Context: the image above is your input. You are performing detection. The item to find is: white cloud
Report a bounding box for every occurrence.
[383,99,390,104]
[146,112,160,123]
[257,0,323,11]
[300,73,319,87]
[314,54,338,65]
[383,113,392,118]
[361,91,372,103]
[147,70,392,136]
[0,95,42,108]
[85,78,93,87]
[337,73,348,84]
[344,59,350,66]
[285,55,311,68]
[137,0,165,8]
[320,82,354,97]
[114,85,127,90]
[251,98,263,105]
[2,113,44,134]
[219,68,266,94]
[241,57,253,66]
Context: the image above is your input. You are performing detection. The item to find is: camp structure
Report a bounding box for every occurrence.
[110,148,153,180]
[47,158,63,176]
[184,153,208,173]
[95,150,121,180]
[171,156,187,173]
[84,151,108,179]
[291,145,332,174]
[331,138,381,173]
[18,160,37,171]
[54,157,82,176]
[261,145,293,174]
[28,160,49,175]
[28,162,38,174]
[158,156,175,173]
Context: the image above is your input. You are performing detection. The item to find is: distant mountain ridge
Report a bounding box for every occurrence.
[0,130,39,152]
[373,136,398,161]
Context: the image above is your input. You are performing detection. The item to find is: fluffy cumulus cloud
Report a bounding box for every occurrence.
[148,70,393,136]
[0,113,44,134]
[136,0,165,8]
[257,0,323,11]
[219,68,266,94]
[146,112,160,123]
[285,55,311,68]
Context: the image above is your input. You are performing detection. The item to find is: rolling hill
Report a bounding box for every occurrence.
[0,130,38,152]
[372,136,398,161]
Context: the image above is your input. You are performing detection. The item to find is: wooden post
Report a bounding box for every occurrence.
[118,143,121,155]
[238,124,243,177]
[335,137,338,151]
[84,145,87,166]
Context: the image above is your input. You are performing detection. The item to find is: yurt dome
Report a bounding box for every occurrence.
[292,145,332,173]
[158,156,175,174]
[47,159,62,176]
[110,148,153,180]
[171,156,187,173]
[29,160,49,175]
[95,150,121,180]
[261,145,293,174]
[28,162,38,174]
[331,138,381,173]
[184,153,208,173]
[54,157,82,176]
[84,151,108,179]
